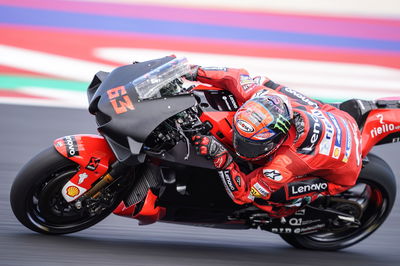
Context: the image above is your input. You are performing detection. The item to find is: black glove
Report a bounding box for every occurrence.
[192,135,233,169]
[185,65,200,81]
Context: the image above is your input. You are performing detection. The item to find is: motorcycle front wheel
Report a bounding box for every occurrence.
[10,146,130,235]
[280,153,396,250]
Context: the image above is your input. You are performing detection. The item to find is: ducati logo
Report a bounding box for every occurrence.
[236,119,254,133]
[78,173,88,184]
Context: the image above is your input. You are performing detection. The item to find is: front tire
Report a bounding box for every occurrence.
[280,153,396,250]
[10,147,128,234]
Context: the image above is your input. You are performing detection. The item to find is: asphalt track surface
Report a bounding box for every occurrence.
[0,104,399,266]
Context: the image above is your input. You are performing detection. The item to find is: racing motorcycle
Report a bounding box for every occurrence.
[10,56,399,250]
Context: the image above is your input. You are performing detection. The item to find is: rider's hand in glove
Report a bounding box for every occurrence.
[184,65,200,81]
[192,135,233,169]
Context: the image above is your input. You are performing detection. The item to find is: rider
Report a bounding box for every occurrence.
[188,66,363,217]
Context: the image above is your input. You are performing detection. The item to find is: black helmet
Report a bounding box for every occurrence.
[233,91,292,160]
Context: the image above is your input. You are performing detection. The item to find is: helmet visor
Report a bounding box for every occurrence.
[233,128,284,159]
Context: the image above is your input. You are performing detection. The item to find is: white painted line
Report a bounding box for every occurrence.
[19,87,88,106]
[77,0,400,18]
[0,97,87,109]
[95,47,400,99]
[1,45,399,108]
[0,45,114,82]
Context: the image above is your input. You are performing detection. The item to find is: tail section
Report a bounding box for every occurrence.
[339,98,400,158]
[361,108,400,157]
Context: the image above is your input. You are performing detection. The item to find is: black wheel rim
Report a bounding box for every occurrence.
[302,179,389,247]
[25,165,118,233]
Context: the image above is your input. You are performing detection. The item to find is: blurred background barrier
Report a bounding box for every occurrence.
[0,0,400,108]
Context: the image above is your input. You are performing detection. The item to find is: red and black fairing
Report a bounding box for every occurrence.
[58,56,243,226]
[112,87,244,226]
[53,134,116,202]
[87,56,197,164]
[54,57,196,205]
[152,88,243,225]
[361,107,400,157]
[113,163,243,226]
[340,98,400,157]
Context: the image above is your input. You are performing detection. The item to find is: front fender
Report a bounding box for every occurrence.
[53,134,116,202]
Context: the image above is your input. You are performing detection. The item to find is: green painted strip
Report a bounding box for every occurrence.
[0,75,88,91]
[315,97,345,103]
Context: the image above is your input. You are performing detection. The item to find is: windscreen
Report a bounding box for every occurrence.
[131,57,190,99]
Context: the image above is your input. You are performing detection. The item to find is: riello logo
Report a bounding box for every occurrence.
[370,123,396,138]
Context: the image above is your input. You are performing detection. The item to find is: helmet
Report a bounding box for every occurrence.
[233,91,292,160]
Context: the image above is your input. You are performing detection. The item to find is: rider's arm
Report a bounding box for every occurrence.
[260,78,330,110]
[194,67,331,110]
[262,78,344,113]
[192,134,255,204]
[195,67,262,105]
[220,157,296,205]
[221,145,314,205]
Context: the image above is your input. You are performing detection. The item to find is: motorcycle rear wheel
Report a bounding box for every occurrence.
[280,153,396,250]
[10,146,128,234]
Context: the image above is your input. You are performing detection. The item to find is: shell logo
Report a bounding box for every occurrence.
[66,186,80,197]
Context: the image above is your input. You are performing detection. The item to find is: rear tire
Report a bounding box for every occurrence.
[10,147,128,234]
[280,153,396,250]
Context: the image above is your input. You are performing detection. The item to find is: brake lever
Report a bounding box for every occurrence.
[175,121,190,160]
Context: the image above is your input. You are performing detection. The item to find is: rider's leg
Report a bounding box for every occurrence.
[252,177,351,217]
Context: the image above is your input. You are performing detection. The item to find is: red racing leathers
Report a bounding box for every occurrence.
[194,67,363,216]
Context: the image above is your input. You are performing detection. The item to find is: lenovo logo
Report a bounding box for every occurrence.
[288,181,328,197]
[63,136,79,157]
